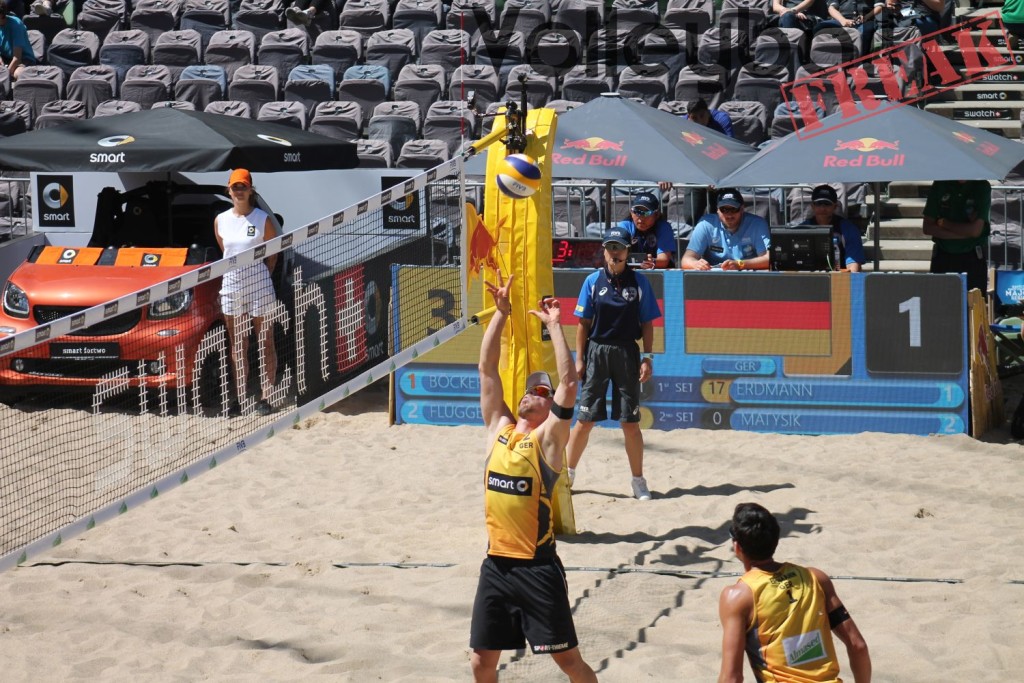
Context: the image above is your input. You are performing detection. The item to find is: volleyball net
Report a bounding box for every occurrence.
[0,159,468,571]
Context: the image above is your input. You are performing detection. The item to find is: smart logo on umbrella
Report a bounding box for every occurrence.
[90,134,135,164]
[257,134,293,146]
[824,137,904,168]
[553,137,627,168]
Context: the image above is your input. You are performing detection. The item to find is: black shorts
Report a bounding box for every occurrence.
[470,555,578,655]
[930,245,988,294]
[577,340,641,423]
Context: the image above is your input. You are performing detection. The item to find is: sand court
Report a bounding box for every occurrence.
[1,383,1022,681]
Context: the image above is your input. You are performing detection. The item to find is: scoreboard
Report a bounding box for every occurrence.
[393,269,968,436]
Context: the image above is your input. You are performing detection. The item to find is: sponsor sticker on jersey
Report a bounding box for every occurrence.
[783,629,827,667]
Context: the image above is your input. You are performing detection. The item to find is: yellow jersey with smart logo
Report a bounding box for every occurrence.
[484,424,558,560]
[740,563,842,683]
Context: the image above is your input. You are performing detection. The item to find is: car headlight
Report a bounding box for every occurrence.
[2,282,29,319]
[148,290,193,320]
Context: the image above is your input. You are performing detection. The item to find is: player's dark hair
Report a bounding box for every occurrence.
[730,502,780,561]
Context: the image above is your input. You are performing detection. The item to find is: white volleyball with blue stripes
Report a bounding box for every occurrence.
[496,154,542,199]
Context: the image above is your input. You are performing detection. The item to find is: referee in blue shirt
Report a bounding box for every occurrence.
[565,226,663,500]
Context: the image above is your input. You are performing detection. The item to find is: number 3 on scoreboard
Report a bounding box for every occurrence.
[864,274,964,376]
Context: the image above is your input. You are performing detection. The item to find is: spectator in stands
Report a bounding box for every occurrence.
[565,225,662,501]
[682,188,771,271]
[616,191,677,269]
[878,0,944,37]
[817,0,882,54]
[1004,0,1024,51]
[285,0,330,27]
[0,0,36,81]
[922,179,991,294]
[773,0,829,34]
[718,502,872,683]
[685,98,735,139]
[799,185,865,272]
[214,169,279,417]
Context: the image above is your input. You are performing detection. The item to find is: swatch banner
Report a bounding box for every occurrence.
[395,271,969,436]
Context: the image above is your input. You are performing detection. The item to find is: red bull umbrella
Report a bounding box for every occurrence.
[720,101,1024,186]
[466,93,757,184]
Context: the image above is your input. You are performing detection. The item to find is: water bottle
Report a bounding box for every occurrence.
[832,234,842,271]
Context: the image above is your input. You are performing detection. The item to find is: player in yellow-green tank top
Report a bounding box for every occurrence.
[718,503,872,683]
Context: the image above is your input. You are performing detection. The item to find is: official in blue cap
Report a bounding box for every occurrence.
[614,191,677,269]
[564,225,663,500]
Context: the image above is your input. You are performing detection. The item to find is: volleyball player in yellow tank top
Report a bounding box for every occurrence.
[470,273,597,683]
[718,503,872,683]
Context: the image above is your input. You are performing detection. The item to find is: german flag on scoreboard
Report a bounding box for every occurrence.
[684,274,832,357]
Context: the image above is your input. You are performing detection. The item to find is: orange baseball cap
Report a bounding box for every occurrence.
[229,168,252,187]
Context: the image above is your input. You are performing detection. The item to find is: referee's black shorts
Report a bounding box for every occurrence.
[470,555,579,654]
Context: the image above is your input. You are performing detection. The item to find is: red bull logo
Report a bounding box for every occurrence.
[834,137,900,152]
[681,132,705,146]
[824,137,904,168]
[560,137,624,152]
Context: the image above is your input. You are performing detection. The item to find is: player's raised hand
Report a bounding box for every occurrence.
[485,272,513,315]
[528,297,560,326]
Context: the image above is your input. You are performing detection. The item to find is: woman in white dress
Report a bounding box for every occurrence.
[214,168,278,416]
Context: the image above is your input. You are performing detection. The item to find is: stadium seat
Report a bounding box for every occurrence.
[67,64,118,116]
[422,100,476,156]
[365,28,416,84]
[719,99,768,145]
[339,0,390,41]
[356,137,394,167]
[232,0,284,45]
[12,65,65,122]
[34,98,87,128]
[639,29,687,92]
[396,138,449,168]
[617,63,670,107]
[367,100,420,160]
[753,27,807,81]
[445,0,496,50]
[311,30,364,83]
[394,63,446,122]
[258,29,311,83]
[420,28,471,74]
[500,0,551,38]
[606,0,658,35]
[663,0,712,61]
[770,98,825,139]
[808,26,861,71]
[26,30,46,69]
[284,63,336,115]
[531,28,582,82]
[180,0,230,50]
[0,99,32,133]
[205,99,254,118]
[228,64,280,115]
[77,0,126,42]
[448,63,499,111]
[561,63,616,104]
[697,25,750,72]
[99,29,151,85]
[204,29,256,80]
[391,0,442,51]
[92,98,143,116]
[175,64,227,110]
[502,63,556,108]
[309,100,362,140]
[151,99,197,110]
[674,62,728,109]
[730,62,788,124]
[550,0,593,39]
[47,29,101,81]
[130,0,184,49]
[545,98,583,115]
[585,27,632,78]
[257,100,308,128]
[152,29,203,80]
[121,64,175,109]
[338,63,390,126]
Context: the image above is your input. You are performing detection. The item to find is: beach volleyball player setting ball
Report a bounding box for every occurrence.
[496,154,541,199]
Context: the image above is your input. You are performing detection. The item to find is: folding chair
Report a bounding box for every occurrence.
[990,269,1024,378]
